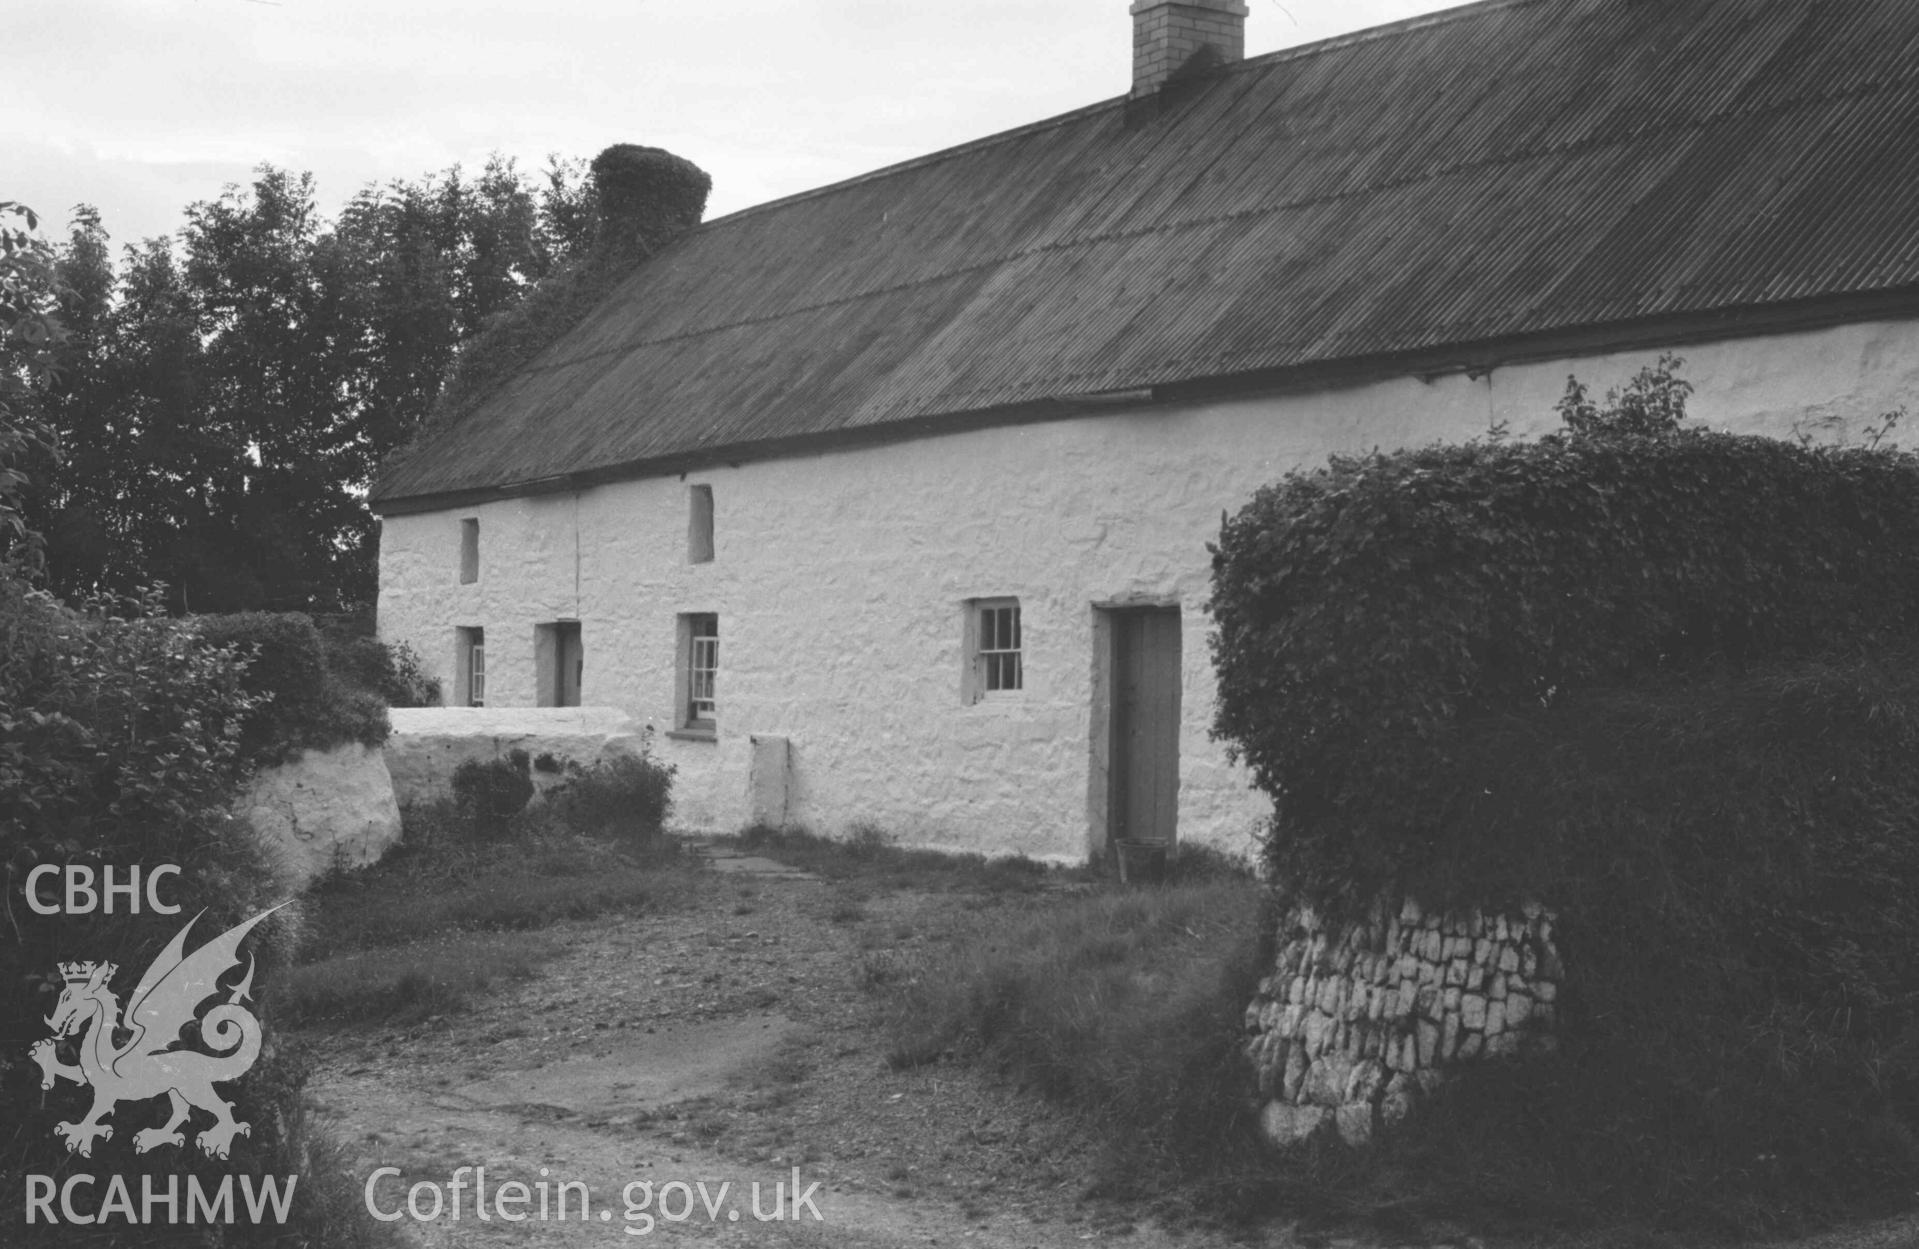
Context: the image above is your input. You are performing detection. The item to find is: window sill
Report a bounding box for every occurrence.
[666,728,718,743]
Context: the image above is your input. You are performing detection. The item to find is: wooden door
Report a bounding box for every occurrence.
[1110,608,1181,845]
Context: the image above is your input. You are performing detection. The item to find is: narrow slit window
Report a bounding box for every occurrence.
[459,518,479,584]
[688,485,715,564]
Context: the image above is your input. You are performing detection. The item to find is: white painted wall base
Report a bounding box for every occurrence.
[237,742,403,888]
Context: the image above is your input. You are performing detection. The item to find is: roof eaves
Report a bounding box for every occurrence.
[372,282,1919,515]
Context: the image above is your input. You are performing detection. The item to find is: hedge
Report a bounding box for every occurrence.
[319,619,440,708]
[193,611,389,764]
[1209,427,1919,903]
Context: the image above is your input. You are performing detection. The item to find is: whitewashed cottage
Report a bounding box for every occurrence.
[373,0,1919,860]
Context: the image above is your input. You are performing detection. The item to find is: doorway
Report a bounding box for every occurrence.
[535,621,583,707]
[1103,606,1181,848]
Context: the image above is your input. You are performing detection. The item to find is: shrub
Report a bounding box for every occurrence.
[193,611,389,763]
[0,580,319,1245]
[549,751,675,843]
[450,750,535,840]
[2,583,258,851]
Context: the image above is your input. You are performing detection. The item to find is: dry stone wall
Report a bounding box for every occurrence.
[1245,895,1563,1148]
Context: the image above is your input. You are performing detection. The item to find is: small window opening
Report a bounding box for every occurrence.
[459,518,480,584]
[688,485,715,564]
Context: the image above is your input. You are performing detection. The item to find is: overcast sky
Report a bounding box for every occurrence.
[7,0,1461,249]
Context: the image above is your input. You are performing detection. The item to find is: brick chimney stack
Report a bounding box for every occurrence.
[1131,0,1249,96]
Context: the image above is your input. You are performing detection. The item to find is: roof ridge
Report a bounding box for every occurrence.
[690,0,1554,236]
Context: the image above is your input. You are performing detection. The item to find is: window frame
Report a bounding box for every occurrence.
[675,613,719,736]
[963,597,1023,703]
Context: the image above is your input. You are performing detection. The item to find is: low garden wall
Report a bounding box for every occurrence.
[385,706,653,806]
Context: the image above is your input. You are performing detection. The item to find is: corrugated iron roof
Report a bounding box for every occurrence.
[373,0,1919,509]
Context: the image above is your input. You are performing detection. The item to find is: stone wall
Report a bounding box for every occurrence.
[1245,895,1563,1147]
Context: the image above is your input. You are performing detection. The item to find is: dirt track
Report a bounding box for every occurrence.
[302,843,1919,1249]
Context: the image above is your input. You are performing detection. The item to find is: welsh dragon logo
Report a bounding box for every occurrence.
[29,905,284,1160]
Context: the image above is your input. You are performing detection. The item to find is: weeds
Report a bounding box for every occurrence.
[732,822,1073,892]
[548,751,676,844]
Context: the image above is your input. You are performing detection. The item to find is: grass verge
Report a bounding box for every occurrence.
[280,810,703,1025]
[280,930,563,1027]
[875,874,1275,1219]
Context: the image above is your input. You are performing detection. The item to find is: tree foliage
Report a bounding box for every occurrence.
[0,201,64,570]
[396,144,710,471]
[24,155,596,613]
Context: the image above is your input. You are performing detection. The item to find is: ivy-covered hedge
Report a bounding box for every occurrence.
[193,611,390,764]
[1210,428,1919,902]
[320,621,440,709]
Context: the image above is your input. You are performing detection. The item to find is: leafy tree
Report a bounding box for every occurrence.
[0,201,64,570]
[24,154,595,613]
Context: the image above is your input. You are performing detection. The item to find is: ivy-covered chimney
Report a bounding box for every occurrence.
[1131,0,1249,96]
[588,143,711,263]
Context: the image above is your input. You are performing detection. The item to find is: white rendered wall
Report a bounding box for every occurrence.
[377,318,1919,861]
